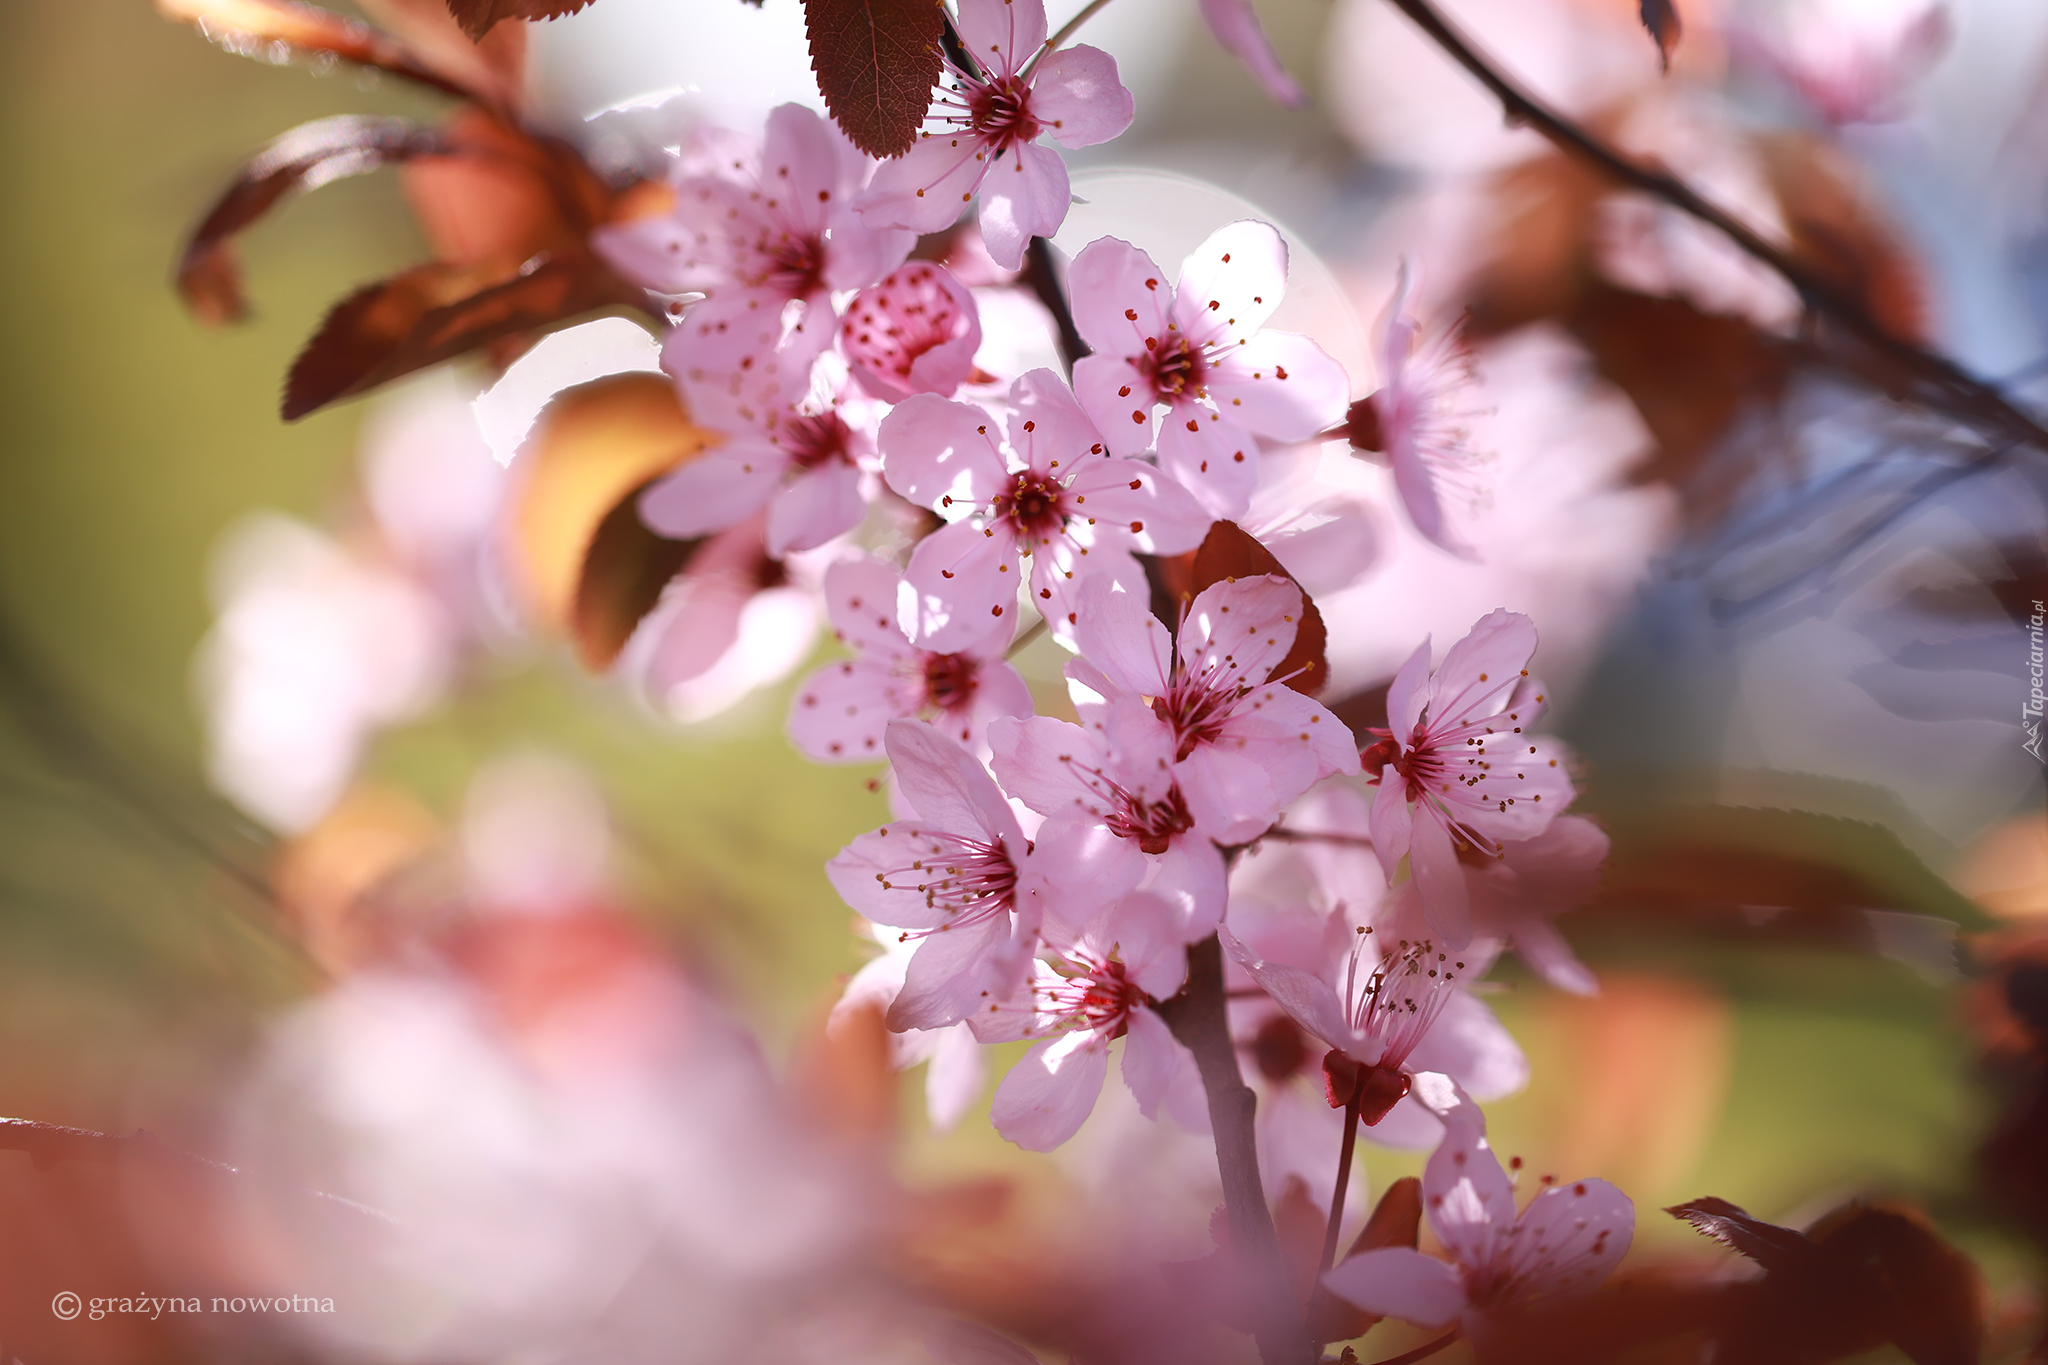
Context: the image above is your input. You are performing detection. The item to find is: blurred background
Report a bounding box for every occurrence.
[2,0,2048,1359]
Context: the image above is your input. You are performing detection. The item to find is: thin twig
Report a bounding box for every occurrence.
[1265,826,1375,849]
[1366,1329,1461,1365]
[1005,615,1049,659]
[1379,0,2048,455]
[1027,0,1115,75]
[1157,935,1312,1364]
[1319,1085,1363,1278]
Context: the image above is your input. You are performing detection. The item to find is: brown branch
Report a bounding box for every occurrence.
[1365,1329,1460,1365]
[1157,935,1313,1365]
[1380,0,2048,454]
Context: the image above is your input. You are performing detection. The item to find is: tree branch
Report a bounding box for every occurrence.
[1379,0,2048,454]
[1157,934,1312,1365]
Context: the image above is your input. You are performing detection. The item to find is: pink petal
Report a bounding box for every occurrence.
[1220,927,1351,1051]
[977,140,1071,272]
[987,714,1100,816]
[1389,418,1461,556]
[900,517,1019,651]
[1066,236,1174,369]
[1099,891,1190,998]
[1007,367,1106,474]
[1321,1249,1466,1329]
[828,823,976,928]
[1171,219,1289,340]
[1181,573,1303,691]
[1409,802,1474,949]
[845,262,983,402]
[1119,1005,1188,1118]
[892,911,1019,1030]
[822,557,916,657]
[1145,832,1230,939]
[1177,742,1280,845]
[885,717,1024,845]
[1414,1075,1515,1264]
[879,394,1012,511]
[1029,540,1148,645]
[1370,760,1414,883]
[1430,610,1538,726]
[788,657,902,763]
[1068,575,1172,695]
[1207,330,1351,444]
[760,103,845,237]
[925,1022,988,1132]
[956,0,1046,78]
[1510,915,1599,997]
[993,1030,1108,1150]
[1070,352,1157,459]
[1156,402,1261,520]
[1403,990,1528,1102]
[590,215,697,296]
[766,459,864,557]
[1194,0,1308,107]
[1029,45,1135,148]
[638,447,787,539]
[1386,637,1434,740]
[961,659,1035,740]
[1509,1180,1635,1299]
[1100,694,1180,805]
[858,134,992,235]
[1065,457,1212,556]
[1029,813,1148,938]
[823,204,917,292]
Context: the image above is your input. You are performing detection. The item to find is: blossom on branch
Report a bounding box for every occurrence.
[1322,1073,1633,1337]
[1366,610,1574,949]
[1361,263,1489,559]
[789,557,1032,761]
[1069,221,1350,519]
[854,0,1135,271]
[881,368,1208,651]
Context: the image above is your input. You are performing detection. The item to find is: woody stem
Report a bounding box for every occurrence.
[1368,1328,1460,1365]
[1158,934,1314,1364]
[1319,1083,1363,1278]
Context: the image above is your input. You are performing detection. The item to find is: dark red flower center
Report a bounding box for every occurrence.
[920,651,980,712]
[967,75,1040,150]
[782,412,855,471]
[1144,335,1208,399]
[992,470,1067,539]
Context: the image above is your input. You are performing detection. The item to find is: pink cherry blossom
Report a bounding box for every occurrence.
[1322,1073,1633,1336]
[840,261,984,403]
[1379,815,1609,997]
[1224,925,1480,1123]
[1367,263,1488,559]
[1064,574,1361,841]
[855,0,1134,271]
[881,368,1209,652]
[1367,609,1574,949]
[826,720,1048,1031]
[790,557,1033,762]
[642,349,878,559]
[1068,221,1351,519]
[593,104,912,358]
[982,893,1197,1151]
[989,694,1230,937]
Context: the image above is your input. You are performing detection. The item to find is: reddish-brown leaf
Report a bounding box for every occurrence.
[1758,131,1928,347]
[401,107,618,270]
[443,0,595,42]
[154,0,480,100]
[573,479,699,670]
[1666,1197,1814,1272]
[282,253,644,419]
[357,0,528,108]
[804,0,942,158]
[1640,0,1681,71]
[176,115,443,325]
[1308,1176,1423,1343]
[502,373,717,656]
[1158,521,1330,697]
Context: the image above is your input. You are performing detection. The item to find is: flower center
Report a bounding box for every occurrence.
[920,651,981,712]
[1103,782,1195,855]
[1341,929,1463,1073]
[749,228,825,298]
[1039,957,1141,1037]
[967,75,1040,149]
[781,412,855,471]
[992,470,1068,540]
[1145,335,1208,399]
[1248,1012,1311,1082]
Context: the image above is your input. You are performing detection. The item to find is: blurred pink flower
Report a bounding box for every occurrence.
[982,893,1197,1150]
[1323,1073,1633,1336]
[1069,221,1351,519]
[833,924,989,1132]
[840,261,985,403]
[855,0,1134,271]
[1195,0,1307,107]
[882,368,1208,651]
[790,556,1033,761]
[1366,263,1487,559]
[1367,610,1574,948]
[1741,0,1951,125]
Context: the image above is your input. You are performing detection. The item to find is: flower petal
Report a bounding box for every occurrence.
[977,139,1071,272]
[788,657,902,763]
[900,517,1020,650]
[858,133,992,235]
[1156,402,1261,520]
[925,1022,988,1132]
[1171,219,1289,340]
[1221,927,1352,1052]
[638,446,786,539]
[879,393,1012,511]
[1409,801,1475,950]
[957,0,1046,77]
[993,1030,1108,1150]
[884,717,1024,844]
[893,911,1019,1030]
[1321,1249,1466,1329]
[1119,1005,1189,1118]
[766,459,865,556]
[1030,44,1135,148]
[1067,236,1173,370]
[1193,0,1308,107]
[1070,352,1157,459]
[1207,329,1351,443]
[1069,574,1172,695]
